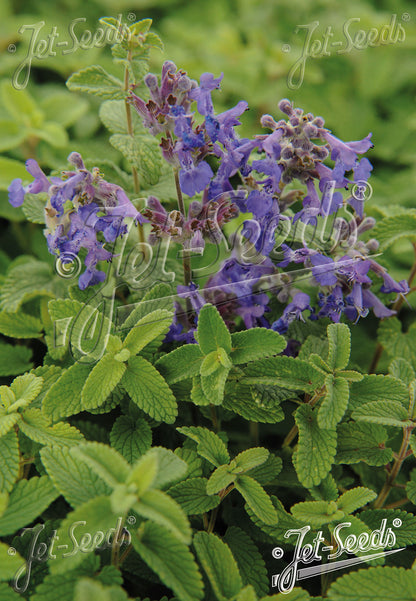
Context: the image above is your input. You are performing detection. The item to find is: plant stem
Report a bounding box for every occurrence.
[123,54,146,248]
[250,421,259,445]
[207,484,235,534]
[374,426,413,508]
[369,243,416,374]
[384,497,410,510]
[210,404,220,431]
[174,169,192,288]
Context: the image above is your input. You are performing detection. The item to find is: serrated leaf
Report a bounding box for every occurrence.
[197,304,232,355]
[372,212,416,250]
[193,531,242,601]
[0,258,56,312]
[99,99,143,134]
[337,487,377,514]
[201,364,230,405]
[126,452,158,496]
[135,489,191,543]
[168,478,220,515]
[43,362,91,421]
[352,400,413,428]
[294,405,337,488]
[291,500,344,527]
[0,342,32,376]
[0,476,58,536]
[109,133,161,185]
[19,409,84,446]
[245,454,283,485]
[359,508,416,548]
[11,373,43,404]
[0,310,43,338]
[110,416,152,463]
[235,474,278,525]
[41,446,111,508]
[327,323,351,371]
[122,355,177,423]
[0,411,21,437]
[146,447,188,489]
[206,465,235,495]
[71,442,130,489]
[318,375,349,429]
[349,374,408,409]
[223,382,286,423]
[378,318,416,368]
[230,329,286,364]
[82,353,126,410]
[0,429,19,493]
[327,566,416,600]
[231,448,269,473]
[50,496,119,574]
[191,376,211,406]
[133,522,204,601]
[298,334,329,362]
[224,526,269,598]
[66,66,124,99]
[0,541,24,582]
[122,309,173,356]
[30,558,100,601]
[156,344,204,385]
[177,426,229,467]
[336,422,393,466]
[389,358,415,387]
[243,356,323,392]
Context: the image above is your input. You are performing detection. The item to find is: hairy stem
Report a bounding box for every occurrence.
[374,426,413,508]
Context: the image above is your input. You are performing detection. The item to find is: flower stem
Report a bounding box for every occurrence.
[374,426,413,508]
[174,168,192,288]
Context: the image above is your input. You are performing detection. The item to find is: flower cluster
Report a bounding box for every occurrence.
[8,153,145,289]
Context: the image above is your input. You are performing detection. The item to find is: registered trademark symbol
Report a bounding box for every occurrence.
[351,180,373,202]
[282,44,291,53]
[272,546,284,559]
[7,44,16,53]
[8,547,16,556]
[393,518,402,528]
[126,515,136,525]
[128,13,136,22]
[401,12,410,21]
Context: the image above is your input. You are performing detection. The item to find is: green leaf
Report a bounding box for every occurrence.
[389,358,415,387]
[11,373,43,403]
[206,465,235,495]
[336,422,393,466]
[201,364,230,405]
[99,99,143,134]
[260,589,311,601]
[191,376,212,406]
[193,531,242,601]
[294,405,337,488]
[177,426,230,467]
[378,318,416,367]
[156,344,204,384]
[372,212,416,250]
[200,350,223,377]
[43,362,91,421]
[126,451,158,497]
[122,309,173,356]
[71,442,131,489]
[244,356,323,392]
[223,382,286,423]
[82,354,126,410]
[0,411,20,437]
[110,416,152,463]
[66,65,124,99]
[0,429,19,493]
[50,496,119,574]
[352,400,413,428]
[120,283,174,331]
[197,304,232,355]
[135,489,191,543]
[168,478,221,515]
[19,409,84,446]
[318,375,349,429]
[235,475,278,525]
[298,334,329,362]
[245,454,283,485]
[230,329,286,364]
[133,522,204,601]
[41,446,111,508]
[30,558,100,601]
[0,157,30,190]
[39,91,88,128]
[349,374,408,409]
[327,566,416,600]
[122,355,177,423]
[0,258,56,312]
[0,541,24,582]
[0,310,43,338]
[0,476,58,536]
[231,448,270,474]
[327,323,351,371]
[224,526,269,598]
[337,487,377,514]
[291,500,344,528]
[109,133,162,185]
[146,447,188,489]
[0,342,32,376]
[359,508,416,548]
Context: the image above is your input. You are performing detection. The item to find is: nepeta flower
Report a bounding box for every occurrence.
[271,292,313,334]
[8,159,50,207]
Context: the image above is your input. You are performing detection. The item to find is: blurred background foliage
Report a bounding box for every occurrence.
[0,0,415,368]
